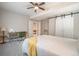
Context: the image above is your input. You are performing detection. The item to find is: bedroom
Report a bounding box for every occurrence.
[0,2,79,56]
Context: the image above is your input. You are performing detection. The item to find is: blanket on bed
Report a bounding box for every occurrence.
[28,36,37,56]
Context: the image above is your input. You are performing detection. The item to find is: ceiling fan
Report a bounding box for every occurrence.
[27,2,45,12]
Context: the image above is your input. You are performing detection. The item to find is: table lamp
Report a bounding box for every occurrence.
[1,27,6,43]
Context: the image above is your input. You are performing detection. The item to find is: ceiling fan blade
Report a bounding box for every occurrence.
[39,2,45,6]
[39,7,45,10]
[27,7,34,9]
[30,2,35,5]
[35,3,38,6]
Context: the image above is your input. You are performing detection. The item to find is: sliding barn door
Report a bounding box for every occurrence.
[55,17,64,37]
[63,15,73,38]
[55,15,73,38]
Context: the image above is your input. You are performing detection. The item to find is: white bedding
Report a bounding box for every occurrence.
[22,35,79,56]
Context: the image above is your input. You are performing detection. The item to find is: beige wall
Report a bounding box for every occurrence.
[0,11,1,27]
[0,9,29,32]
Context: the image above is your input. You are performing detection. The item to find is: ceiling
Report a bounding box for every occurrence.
[0,2,36,16]
[0,2,79,20]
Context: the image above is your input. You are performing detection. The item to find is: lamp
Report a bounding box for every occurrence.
[1,27,6,43]
[1,28,6,32]
[9,28,15,33]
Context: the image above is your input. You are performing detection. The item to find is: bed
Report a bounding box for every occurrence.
[22,35,79,56]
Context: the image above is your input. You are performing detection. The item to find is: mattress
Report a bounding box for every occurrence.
[22,35,79,56]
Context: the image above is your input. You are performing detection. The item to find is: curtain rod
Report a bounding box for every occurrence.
[47,12,79,19]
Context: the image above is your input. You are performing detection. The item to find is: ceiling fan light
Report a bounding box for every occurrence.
[34,6,39,10]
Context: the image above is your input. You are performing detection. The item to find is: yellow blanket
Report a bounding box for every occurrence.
[28,36,37,56]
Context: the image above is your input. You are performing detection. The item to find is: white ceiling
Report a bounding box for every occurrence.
[0,2,36,16]
[0,2,79,20]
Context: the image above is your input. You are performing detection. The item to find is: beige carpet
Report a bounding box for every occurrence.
[0,40,23,56]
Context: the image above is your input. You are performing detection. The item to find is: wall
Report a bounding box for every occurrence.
[0,9,29,32]
[28,20,33,37]
[0,10,1,27]
[0,12,1,27]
